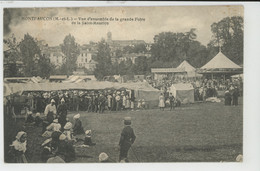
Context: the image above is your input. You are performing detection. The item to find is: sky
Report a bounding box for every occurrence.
[4,6,243,47]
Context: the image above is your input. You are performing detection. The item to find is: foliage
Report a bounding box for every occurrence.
[123,43,148,54]
[208,16,243,65]
[19,33,53,78]
[150,29,208,68]
[3,34,22,77]
[94,39,113,80]
[60,34,80,76]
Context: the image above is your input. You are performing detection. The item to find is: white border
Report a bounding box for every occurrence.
[1,1,260,171]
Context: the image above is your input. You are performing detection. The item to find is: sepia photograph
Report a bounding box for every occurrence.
[3,5,244,163]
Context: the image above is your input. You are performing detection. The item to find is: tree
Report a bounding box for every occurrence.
[3,34,22,77]
[150,30,208,68]
[94,39,113,80]
[19,33,41,76]
[60,34,80,76]
[208,16,243,64]
[133,56,148,75]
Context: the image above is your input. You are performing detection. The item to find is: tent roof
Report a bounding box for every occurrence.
[177,60,195,71]
[201,51,241,69]
[4,81,159,96]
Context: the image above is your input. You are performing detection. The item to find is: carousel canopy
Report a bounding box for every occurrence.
[201,51,242,69]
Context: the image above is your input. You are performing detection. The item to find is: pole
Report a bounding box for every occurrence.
[130,146,140,162]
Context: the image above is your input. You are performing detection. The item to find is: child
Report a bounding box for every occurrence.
[34,112,43,127]
[84,130,96,146]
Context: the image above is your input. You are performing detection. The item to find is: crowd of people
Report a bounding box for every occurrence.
[6,89,141,117]
[149,77,243,102]
[7,96,136,163]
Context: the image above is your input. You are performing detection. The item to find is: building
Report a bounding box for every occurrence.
[151,68,187,80]
[106,32,147,51]
[42,46,65,68]
[76,46,98,71]
[116,53,151,64]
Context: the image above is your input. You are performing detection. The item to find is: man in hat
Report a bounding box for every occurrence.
[57,98,68,130]
[119,117,136,162]
[44,99,57,124]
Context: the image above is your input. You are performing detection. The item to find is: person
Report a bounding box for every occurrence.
[158,93,165,111]
[94,94,99,113]
[34,112,43,127]
[141,99,146,109]
[41,131,62,162]
[47,155,65,163]
[84,130,96,146]
[57,98,68,131]
[169,93,175,111]
[111,93,116,111]
[116,92,121,111]
[42,119,61,138]
[107,93,112,111]
[119,117,136,162]
[224,90,232,106]
[137,99,142,109]
[73,114,84,135]
[9,131,28,163]
[125,94,131,110]
[98,94,106,113]
[25,111,34,124]
[122,93,126,110]
[99,152,112,163]
[63,122,73,141]
[130,94,135,111]
[232,86,239,106]
[57,134,76,163]
[44,99,57,124]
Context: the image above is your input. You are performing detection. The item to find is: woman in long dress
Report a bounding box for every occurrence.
[9,131,28,163]
[158,93,165,111]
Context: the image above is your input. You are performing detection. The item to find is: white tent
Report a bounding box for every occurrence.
[177,60,198,77]
[170,83,194,104]
[201,51,241,69]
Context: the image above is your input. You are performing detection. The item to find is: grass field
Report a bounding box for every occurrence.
[19,98,243,163]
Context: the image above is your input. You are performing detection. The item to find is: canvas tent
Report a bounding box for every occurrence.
[170,83,194,104]
[177,60,198,77]
[199,51,242,79]
[201,51,241,69]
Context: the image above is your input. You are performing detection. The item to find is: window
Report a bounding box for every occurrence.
[85,58,88,62]
[81,53,83,57]
[81,58,83,62]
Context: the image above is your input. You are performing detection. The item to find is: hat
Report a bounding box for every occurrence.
[51,99,55,103]
[236,154,243,162]
[99,152,109,162]
[64,122,72,130]
[73,114,80,119]
[47,156,65,163]
[61,98,65,102]
[85,130,92,136]
[124,117,131,125]
[53,119,58,123]
[59,134,66,141]
[36,113,41,117]
[16,131,27,141]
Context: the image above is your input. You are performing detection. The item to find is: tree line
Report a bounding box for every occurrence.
[4,16,243,79]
